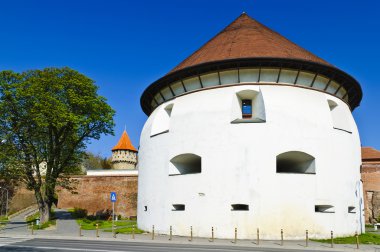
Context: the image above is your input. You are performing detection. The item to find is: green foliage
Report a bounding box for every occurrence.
[26,210,56,230]
[0,67,115,223]
[77,218,143,234]
[82,152,112,170]
[312,233,380,245]
[68,207,87,219]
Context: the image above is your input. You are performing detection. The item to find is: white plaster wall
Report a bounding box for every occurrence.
[137,84,363,239]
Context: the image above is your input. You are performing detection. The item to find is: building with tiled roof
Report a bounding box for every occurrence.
[111,130,138,170]
[361,147,380,223]
[137,13,364,239]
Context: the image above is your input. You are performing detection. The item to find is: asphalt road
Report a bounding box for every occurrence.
[0,238,338,252]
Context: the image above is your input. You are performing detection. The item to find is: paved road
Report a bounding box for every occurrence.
[2,207,37,235]
[0,238,339,252]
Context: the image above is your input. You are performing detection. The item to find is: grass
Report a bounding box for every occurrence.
[312,232,380,245]
[26,210,56,230]
[68,207,143,234]
[77,219,144,234]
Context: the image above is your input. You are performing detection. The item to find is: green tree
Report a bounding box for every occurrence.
[0,67,114,223]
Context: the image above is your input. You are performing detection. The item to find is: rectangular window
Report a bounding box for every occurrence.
[172,204,185,211]
[242,99,252,118]
[231,204,249,211]
[315,205,335,213]
[348,206,356,213]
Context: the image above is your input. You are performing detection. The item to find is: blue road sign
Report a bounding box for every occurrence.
[110,192,117,202]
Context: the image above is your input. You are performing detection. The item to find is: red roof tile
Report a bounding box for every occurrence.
[362,147,380,161]
[169,13,331,74]
[112,130,137,152]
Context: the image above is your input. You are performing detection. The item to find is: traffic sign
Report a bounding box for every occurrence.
[110,192,117,202]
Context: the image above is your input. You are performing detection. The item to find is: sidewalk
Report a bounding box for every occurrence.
[2,209,380,251]
[3,230,380,251]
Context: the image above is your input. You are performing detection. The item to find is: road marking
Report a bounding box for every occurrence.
[5,244,272,252]
[0,237,31,247]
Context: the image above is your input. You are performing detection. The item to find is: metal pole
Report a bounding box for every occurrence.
[234,227,237,244]
[152,225,155,240]
[169,225,172,241]
[355,231,359,249]
[5,188,8,217]
[331,230,334,248]
[281,229,283,246]
[113,224,117,238]
[257,228,259,245]
[188,226,193,242]
[210,227,214,242]
[306,230,308,247]
[112,202,115,238]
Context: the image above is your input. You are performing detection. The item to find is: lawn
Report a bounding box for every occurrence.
[26,210,56,230]
[68,208,144,234]
[312,232,380,245]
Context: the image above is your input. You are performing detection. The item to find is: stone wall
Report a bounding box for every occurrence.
[57,174,138,217]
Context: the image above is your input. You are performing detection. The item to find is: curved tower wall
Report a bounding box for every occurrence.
[111,150,137,170]
[137,83,363,239]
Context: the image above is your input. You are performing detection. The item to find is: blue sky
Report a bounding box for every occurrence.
[0,0,379,157]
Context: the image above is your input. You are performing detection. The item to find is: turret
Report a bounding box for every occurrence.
[111,130,138,170]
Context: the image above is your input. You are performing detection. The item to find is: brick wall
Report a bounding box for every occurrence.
[361,163,380,223]
[57,175,138,217]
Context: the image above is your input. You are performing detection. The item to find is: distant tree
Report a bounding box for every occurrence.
[0,67,114,223]
[82,152,112,170]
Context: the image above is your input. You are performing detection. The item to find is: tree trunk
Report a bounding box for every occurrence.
[39,204,51,223]
[34,189,50,223]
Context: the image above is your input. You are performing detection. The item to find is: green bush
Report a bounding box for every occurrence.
[71,208,87,219]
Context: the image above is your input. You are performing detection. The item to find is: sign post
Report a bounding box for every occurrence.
[110,192,117,237]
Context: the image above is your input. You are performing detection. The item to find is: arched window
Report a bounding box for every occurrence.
[231,89,266,123]
[276,151,315,174]
[169,153,201,176]
[327,99,351,133]
[150,103,174,137]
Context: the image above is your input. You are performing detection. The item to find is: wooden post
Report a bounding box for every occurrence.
[96,224,99,237]
[306,230,308,247]
[132,224,135,239]
[280,229,283,246]
[79,224,82,237]
[330,231,334,248]
[31,223,34,235]
[152,225,155,240]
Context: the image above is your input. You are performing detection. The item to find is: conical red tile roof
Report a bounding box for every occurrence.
[169,13,330,73]
[112,130,137,152]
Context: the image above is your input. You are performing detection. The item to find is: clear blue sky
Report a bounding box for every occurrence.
[1,0,379,157]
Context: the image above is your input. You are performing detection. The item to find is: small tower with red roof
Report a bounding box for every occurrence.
[111,130,138,170]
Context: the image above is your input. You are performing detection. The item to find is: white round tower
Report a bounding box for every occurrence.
[111,130,138,170]
[137,13,364,239]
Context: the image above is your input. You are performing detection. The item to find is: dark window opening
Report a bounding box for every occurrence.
[231,204,249,211]
[348,206,356,213]
[242,99,252,118]
[276,151,315,174]
[172,204,185,211]
[315,205,335,213]
[169,154,201,176]
[144,206,147,211]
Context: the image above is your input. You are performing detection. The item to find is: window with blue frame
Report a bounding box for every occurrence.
[242,99,252,118]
